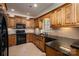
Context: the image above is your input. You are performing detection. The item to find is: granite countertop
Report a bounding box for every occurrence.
[46,41,71,56]
[8,28,34,35]
[40,34,79,50]
[71,40,79,49]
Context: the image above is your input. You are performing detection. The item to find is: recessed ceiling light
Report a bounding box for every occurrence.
[11,9,15,11]
[34,3,37,7]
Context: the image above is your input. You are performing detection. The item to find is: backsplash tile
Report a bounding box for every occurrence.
[48,27,79,40]
[48,27,79,51]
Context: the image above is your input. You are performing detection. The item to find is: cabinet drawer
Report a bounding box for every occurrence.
[39,41,45,52]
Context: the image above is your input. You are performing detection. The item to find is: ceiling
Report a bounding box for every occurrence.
[6,3,63,18]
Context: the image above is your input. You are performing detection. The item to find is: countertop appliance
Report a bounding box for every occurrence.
[34,28,40,35]
[0,10,8,56]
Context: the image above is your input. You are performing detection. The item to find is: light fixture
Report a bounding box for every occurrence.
[11,9,15,11]
[34,3,37,7]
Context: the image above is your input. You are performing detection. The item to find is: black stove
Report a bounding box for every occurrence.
[16,24,26,45]
[16,30,26,34]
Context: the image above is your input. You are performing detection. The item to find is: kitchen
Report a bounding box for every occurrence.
[0,3,79,56]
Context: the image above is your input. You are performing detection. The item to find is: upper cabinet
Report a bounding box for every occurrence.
[15,16,23,24]
[62,3,79,27]
[50,8,65,28]
[26,19,34,28]
[7,17,16,28]
[64,4,76,26]
[7,15,35,28]
[51,8,64,26]
[34,19,39,28]
[0,3,7,14]
[38,19,42,29]
[43,12,51,18]
[50,11,56,26]
[35,3,79,29]
[75,4,79,24]
[50,3,76,27]
[38,17,43,29]
[34,13,52,29]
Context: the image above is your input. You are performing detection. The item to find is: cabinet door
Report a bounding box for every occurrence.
[50,8,65,28]
[39,20,42,29]
[8,35,16,46]
[75,3,79,23]
[27,34,35,43]
[46,46,63,56]
[50,12,56,25]
[34,19,39,28]
[55,8,64,26]
[38,18,43,29]
[43,13,51,18]
[22,19,26,24]
[30,19,34,28]
[38,36,45,52]
[15,16,22,24]
[75,49,79,56]
[8,17,15,28]
[46,46,58,56]
[64,4,76,25]
[39,41,45,52]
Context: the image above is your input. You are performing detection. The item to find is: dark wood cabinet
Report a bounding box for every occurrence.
[27,34,45,52]
[7,17,16,28]
[34,19,39,28]
[27,33,34,42]
[15,16,22,24]
[33,35,45,52]
[34,3,79,28]
[8,35,16,47]
[75,49,79,56]
[70,48,79,56]
[46,46,63,56]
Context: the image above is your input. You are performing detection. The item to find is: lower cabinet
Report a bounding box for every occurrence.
[8,35,16,47]
[26,34,45,52]
[76,50,79,56]
[46,46,64,56]
[26,33,34,42]
[33,35,45,52]
[73,49,79,56]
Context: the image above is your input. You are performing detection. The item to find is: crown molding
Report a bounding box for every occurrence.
[34,3,65,18]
